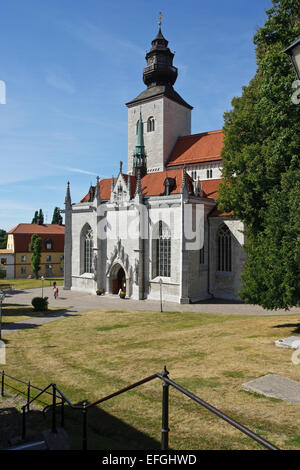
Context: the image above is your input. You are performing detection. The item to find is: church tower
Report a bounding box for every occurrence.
[126,19,192,174]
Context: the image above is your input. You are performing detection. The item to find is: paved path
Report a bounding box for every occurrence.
[2,285,299,334]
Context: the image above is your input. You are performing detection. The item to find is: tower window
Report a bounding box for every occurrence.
[147,117,155,132]
[217,224,232,272]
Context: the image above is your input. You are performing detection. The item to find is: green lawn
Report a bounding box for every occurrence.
[1,308,300,450]
[0,277,64,291]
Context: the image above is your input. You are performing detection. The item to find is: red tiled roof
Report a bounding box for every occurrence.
[141,169,193,197]
[8,224,65,234]
[201,179,223,199]
[209,208,234,217]
[167,130,224,167]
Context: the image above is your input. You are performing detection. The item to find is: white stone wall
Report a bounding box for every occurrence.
[183,215,210,302]
[71,203,97,294]
[69,196,246,303]
[209,218,246,300]
[186,162,222,181]
[127,96,191,174]
[163,98,191,166]
[105,204,141,297]
[147,198,182,302]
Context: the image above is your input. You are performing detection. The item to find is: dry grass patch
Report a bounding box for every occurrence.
[2,309,300,450]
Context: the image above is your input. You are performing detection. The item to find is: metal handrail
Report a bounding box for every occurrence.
[22,383,53,409]
[1,368,280,451]
[1,371,54,398]
[86,374,158,409]
[156,373,279,451]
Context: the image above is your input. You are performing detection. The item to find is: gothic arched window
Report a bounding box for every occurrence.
[217,224,232,272]
[136,120,139,135]
[156,221,171,277]
[82,225,93,273]
[147,117,155,132]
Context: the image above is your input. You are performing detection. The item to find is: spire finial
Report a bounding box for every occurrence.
[65,180,72,207]
[158,11,163,27]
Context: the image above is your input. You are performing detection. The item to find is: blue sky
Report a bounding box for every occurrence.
[0,0,272,231]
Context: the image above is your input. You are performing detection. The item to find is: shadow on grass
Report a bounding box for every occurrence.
[0,392,160,450]
[272,323,300,334]
[2,306,75,332]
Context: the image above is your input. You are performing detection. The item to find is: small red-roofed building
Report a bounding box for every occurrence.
[62,27,245,303]
[3,224,65,279]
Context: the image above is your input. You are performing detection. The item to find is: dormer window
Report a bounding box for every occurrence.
[207,169,213,179]
[147,117,155,132]
[45,238,53,250]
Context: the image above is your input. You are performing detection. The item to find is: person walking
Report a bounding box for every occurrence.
[56,286,59,299]
[53,286,57,299]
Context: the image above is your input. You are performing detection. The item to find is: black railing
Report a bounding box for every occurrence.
[1,368,279,451]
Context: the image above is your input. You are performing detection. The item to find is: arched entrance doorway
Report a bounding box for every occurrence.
[111,264,126,295]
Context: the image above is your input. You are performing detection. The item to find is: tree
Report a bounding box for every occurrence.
[29,234,42,279]
[52,207,63,225]
[38,209,44,225]
[217,0,300,310]
[31,211,38,224]
[0,229,7,249]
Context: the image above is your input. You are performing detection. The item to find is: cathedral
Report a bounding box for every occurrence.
[62,26,246,304]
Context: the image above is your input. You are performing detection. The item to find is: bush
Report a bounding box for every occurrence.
[31,296,48,312]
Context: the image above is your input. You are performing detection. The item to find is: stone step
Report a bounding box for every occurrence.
[9,440,48,450]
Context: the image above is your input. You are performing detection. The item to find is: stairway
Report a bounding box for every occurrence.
[5,428,71,450]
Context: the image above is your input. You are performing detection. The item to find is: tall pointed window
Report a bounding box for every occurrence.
[83,226,93,273]
[217,224,232,272]
[157,221,171,277]
[147,117,155,132]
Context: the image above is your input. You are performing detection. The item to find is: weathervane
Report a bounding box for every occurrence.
[158,11,163,27]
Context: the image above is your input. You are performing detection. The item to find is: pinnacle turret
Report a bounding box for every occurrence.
[133,112,147,178]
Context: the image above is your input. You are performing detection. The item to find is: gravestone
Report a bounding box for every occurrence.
[242,374,300,404]
[275,336,300,349]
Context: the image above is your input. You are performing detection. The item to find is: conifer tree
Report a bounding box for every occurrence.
[31,211,38,224]
[52,207,62,225]
[38,209,44,225]
[218,0,300,309]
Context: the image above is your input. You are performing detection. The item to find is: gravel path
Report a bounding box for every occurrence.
[1,285,298,336]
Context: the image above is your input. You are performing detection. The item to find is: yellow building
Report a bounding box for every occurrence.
[6,224,65,278]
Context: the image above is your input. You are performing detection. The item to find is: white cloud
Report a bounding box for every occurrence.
[55,165,98,176]
[46,71,76,94]
[58,19,144,62]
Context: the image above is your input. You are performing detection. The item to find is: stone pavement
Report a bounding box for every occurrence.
[3,286,300,321]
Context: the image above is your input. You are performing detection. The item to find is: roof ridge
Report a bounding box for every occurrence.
[178,130,223,140]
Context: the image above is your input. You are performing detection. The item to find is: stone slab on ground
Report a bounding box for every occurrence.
[242,374,300,404]
[275,336,300,349]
